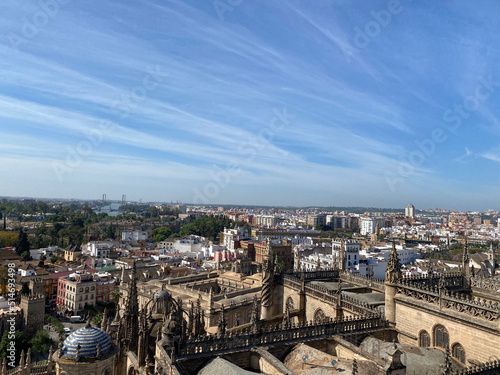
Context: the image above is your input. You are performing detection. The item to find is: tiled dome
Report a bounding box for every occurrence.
[62,325,112,358]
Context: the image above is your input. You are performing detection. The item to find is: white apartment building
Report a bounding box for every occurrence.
[174,235,205,253]
[360,245,420,265]
[57,272,96,314]
[122,230,149,242]
[405,204,416,218]
[157,238,176,252]
[360,218,376,235]
[360,217,385,236]
[87,241,116,257]
[254,215,278,227]
[222,226,249,251]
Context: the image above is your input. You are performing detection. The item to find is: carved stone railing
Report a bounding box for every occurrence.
[401,273,465,290]
[471,277,500,293]
[283,270,339,280]
[452,360,500,375]
[4,360,50,375]
[339,271,385,292]
[176,315,387,358]
[283,274,377,315]
[305,282,377,315]
[397,279,500,322]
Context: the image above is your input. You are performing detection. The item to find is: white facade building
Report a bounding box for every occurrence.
[174,235,205,253]
[360,218,376,235]
[405,204,416,218]
[222,227,249,251]
[122,230,149,242]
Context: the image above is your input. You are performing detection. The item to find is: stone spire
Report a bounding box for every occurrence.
[25,348,31,368]
[282,299,291,329]
[462,236,470,278]
[208,288,213,309]
[294,247,300,271]
[488,242,496,276]
[352,358,358,375]
[385,242,401,284]
[441,346,453,375]
[124,260,139,353]
[250,295,259,333]
[114,303,121,322]
[260,239,274,319]
[339,238,346,271]
[101,307,108,331]
[217,304,227,337]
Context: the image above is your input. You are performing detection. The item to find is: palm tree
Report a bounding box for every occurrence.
[110,288,122,306]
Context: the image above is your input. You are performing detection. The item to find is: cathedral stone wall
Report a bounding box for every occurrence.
[395,299,500,363]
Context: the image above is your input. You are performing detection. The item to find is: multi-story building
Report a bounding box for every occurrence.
[306,214,327,228]
[360,217,375,235]
[174,235,205,253]
[360,217,385,236]
[331,239,360,271]
[157,238,176,252]
[254,215,278,227]
[64,245,82,262]
[221,226,249,251]
[122,230,149,242]
[326,215,346,229]
[405,204,416,218]
[94,272,117,304]
[255,240,293,270]
[56,272,96,315]
[252,228,319,241]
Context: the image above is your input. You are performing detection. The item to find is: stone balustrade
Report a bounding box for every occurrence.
[397,279,500,322]
[176,314,387,358]
[452,360,500,375]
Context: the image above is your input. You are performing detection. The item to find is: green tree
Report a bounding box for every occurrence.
[110,288,122,305]
[21,251,32,262]
[0,266,8,291]
[30,330,55,356]
[0,330,28,365]
[179,215,233,241]
[15,228,30,255]
[92,312,103,327]
[152,227,173,242]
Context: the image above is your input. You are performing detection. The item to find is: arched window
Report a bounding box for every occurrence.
[433,325,449,349]
[286,297,294,310]
[419,330,431,348]
[314,309,325,323]
[452,343,466,364]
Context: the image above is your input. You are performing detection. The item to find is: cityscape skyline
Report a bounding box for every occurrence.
[2,1,500,211]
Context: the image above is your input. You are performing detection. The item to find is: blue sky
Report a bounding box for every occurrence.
[1,0,500,210]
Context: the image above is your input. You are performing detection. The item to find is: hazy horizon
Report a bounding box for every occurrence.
[2,1,500,211]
